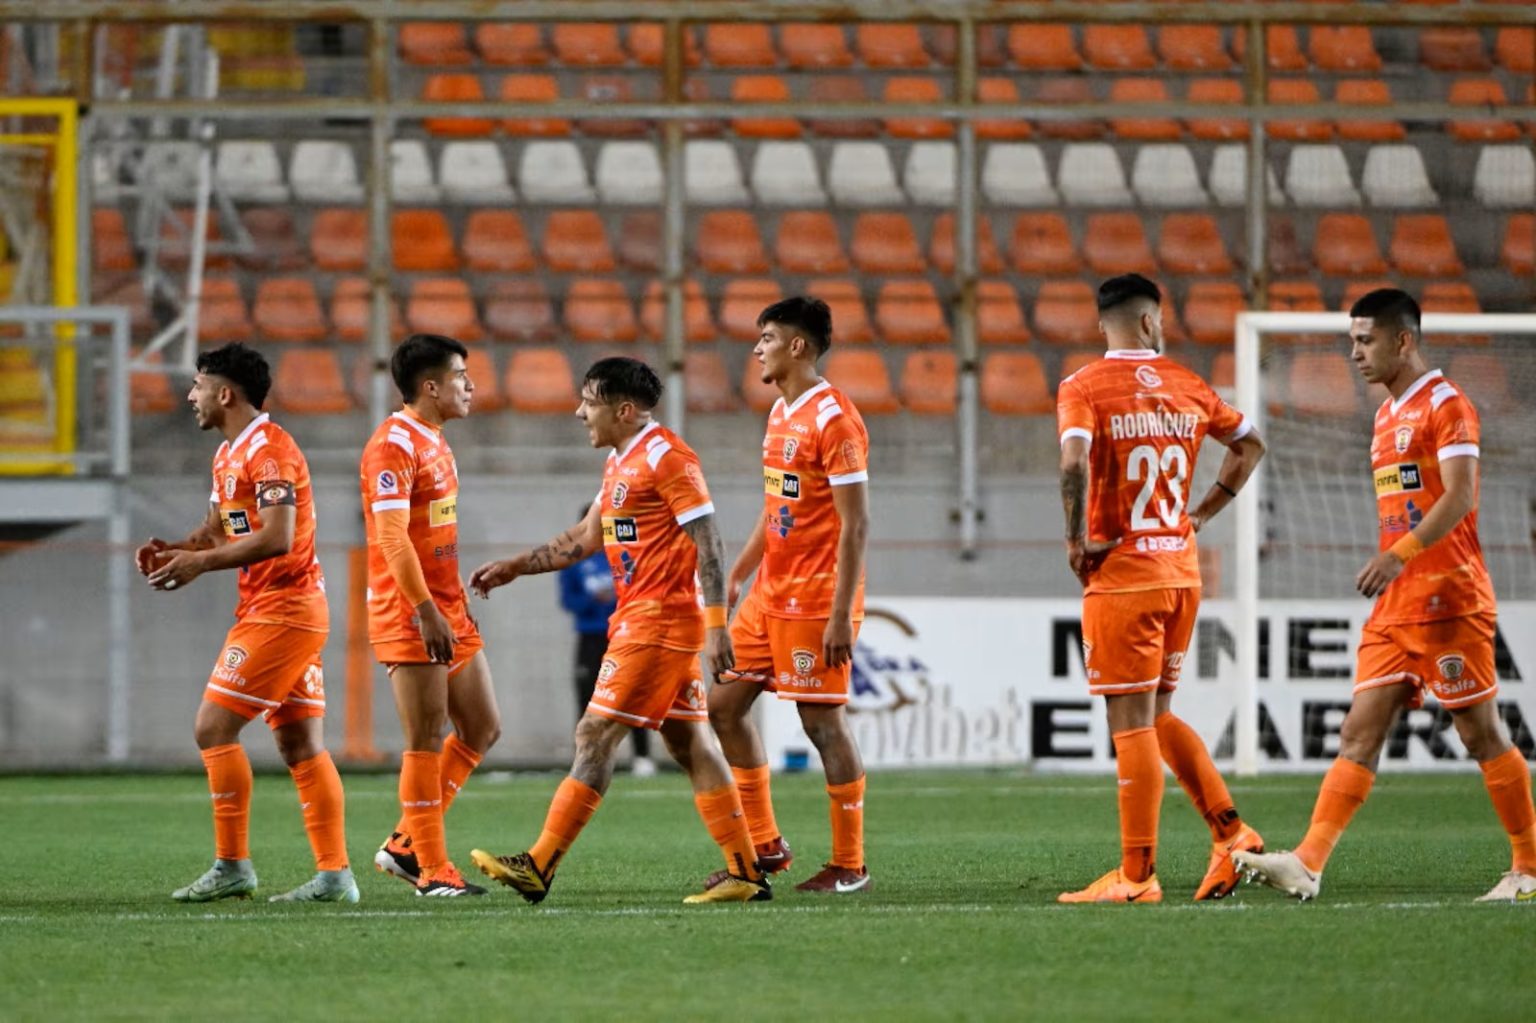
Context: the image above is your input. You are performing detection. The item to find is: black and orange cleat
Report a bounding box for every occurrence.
[470,849,553,904]
[415,861,487,898]
[374,831,420,886]
[794,863,872,894]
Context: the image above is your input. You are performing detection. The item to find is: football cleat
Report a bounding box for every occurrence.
[755,836,794,875]
[1475,870,1536,903]
[269,868,360,904]
[171,859,258,903]
[374,831,420,886]
[1233,849,1320,901]
[1194,824,1265,901]
[794,863,872,894]
[1058,867,1162,904]
[415,862,486,898]
[684,871,772,904]
[469,849,552,904]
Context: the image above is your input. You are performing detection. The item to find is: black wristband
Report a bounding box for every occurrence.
[1216,481,1237,499]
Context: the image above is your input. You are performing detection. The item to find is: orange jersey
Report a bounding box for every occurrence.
[758,380,869,620]
[209,413,327,631]
[598,422,715,653]
[1367,369,1496,625]
[359,409,473,644]
[1057,350,1250,595]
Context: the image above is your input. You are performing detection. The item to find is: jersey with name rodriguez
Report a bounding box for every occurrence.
[1057,350,1250,595]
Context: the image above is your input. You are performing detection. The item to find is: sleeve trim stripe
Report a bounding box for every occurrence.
[645,441,673,469]
[1437,443,1479,461]
[675,501,715,526]
[829,470,869,486]
[1216,417,1253,444]
[1059,427,1093,447]
[370,499,410,513]
[387,434,414,455]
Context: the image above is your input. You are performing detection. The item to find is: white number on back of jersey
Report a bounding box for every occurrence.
[1127,444,1189,530]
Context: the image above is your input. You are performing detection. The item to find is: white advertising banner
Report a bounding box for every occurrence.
[758,598,1536,772]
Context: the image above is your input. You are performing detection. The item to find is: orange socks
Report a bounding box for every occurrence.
[393,733,483,837]
[827,776,866,870]
[1294,757,1375,874]
[1113,727,1163,883]
[399,750,447,878]
[1155,712,1241,842]
[695,785,762,880]
[1480,747,1536,875]
[529,777,604,875]
[731,764,782,847]
[289,750,349,871]
[201,744,253,862]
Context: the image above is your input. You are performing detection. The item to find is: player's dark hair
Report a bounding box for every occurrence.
[1097,273,1162,315]
[584,356,662,410]
[391,333,468,401]
[196,342,272,410]
[1349,288,1421,338]
[758,296,833,357]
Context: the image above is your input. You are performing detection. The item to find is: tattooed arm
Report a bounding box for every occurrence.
[1059,436,1116,587]
[681,512,736,677]
[470,501,605,597]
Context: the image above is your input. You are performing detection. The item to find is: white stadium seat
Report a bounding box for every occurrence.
[214,141,288,203]
[438,141,514,203]
[1057,143,1132,206]
[1284,144,1360,207]
[1131,145,1208,207]
[684,140,750,205]
[595,141,663,205]
[751,141,826,206]
[828,141,904,206]
[289,140,363,203]
[1473,145,1536,208]
[980,144,1057,206]
[903,142,956,206]
[1209,144,1283,207]
[389,139,440,203]
[518,140,596,203]
[1360,145,1438,207]
[140,141,202,202]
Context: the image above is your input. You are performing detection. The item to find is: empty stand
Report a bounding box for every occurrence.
[1267,80,1333,141]
[1335,79,1406,142]
[290,140,362,203]
[1157,26,1232,71]
[806,279,875,343]
[1036,78,1104,141]
[751,142,826,206]
[1058,144,1131,206]
[1007,24,1082,70]
[1474,146,1536,207]
[685,141,751,205]
[732,76,802,140]
[876,280,949,344]
[389,140,439,203]
[684,351,738,412]
[273,349,352,414]
[1287,351,1359,417]
[485,279,557,342]
[392,209,457,271]
[1314,214,1386,275]
[705,23,777,67]
[1285,145,1360,207]
[1108,79,1180,141]
[852,213,925,274]
[776,211,850,274]
[399,22,472,66]
[1420,27,1490,72]
[543,210,616,273]
[828,142,904,206]
[900,350,958,415]
[641,281,715,342]
[476,23,549,66]
[976,78,1033,141]
[1033,281,1098,345]
[499,74,569,136]
[253,278,325,342]
[720,279,784,340]
[1084,25,1155,69]
[1186,79,1248,141]
[553,24,626,67]
[331,278,404,342]
[1389,215,1463,276]
[856,24,931,68]
[595,141,663,205]
[505,348,577,413]
[520,141,596,203]
[564,279,638,343]
[929,213,1004,276]
[1183,281,1246,345]
[1308,26,1381,72]
[807,77,881,139]
[439,141,514,203]
[1084,213,1156,276]
[617,211,662,271]
[238,208,306,272]
[215,141,287,202]
[407,278,482,340]
[884,77,951,139]
[697,211,769,273]
[981,144,1057,206]
[1132,145,1208,207]
[1504,214,1535,275]
[1360,146,1438,207]
[1448,79,1520,142]
[422,74,493,137]
[198,277,253,342]
[981,352,1052,416]
[823,350,899,413]
[781,24,853,69]
[463,349,507,413]
[977,280,1032,345]
[1009,213,1080,275]
[462,210,535,272]
[1158,214,1233,275]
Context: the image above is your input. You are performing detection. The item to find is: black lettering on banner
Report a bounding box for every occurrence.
[1384,707,1457,761]
[1031,701,1093,759]
[1288,619,1352,678]
[1050,619,1084,678]
[1212,702,1290,761]
[1495,626,1522,682]
[1499,703,1534,758]
[256,480,296,509]
[1302,701,1351,759]
[1197,617,1271,681]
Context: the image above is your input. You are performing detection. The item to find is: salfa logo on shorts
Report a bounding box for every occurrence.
[1437,652,1466,681]
[225,646,249,670]
[598,658,619,682]
[792,647,817,678]
[1135,365,1163,389]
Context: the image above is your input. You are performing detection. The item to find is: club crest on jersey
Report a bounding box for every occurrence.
[1135,365,1163,389]
[1436,653,1465,681]
[223,475,237,500]
[598,658,619,682]
[1394,426,1413,454]
[610,480,629,508]
[792,647,817,677]
[224,646,249,670]
[376,470,398,496]
[782,437,799,464]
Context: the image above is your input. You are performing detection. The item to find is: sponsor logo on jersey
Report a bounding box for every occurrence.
[782,437,799,463]
[214,645,251,687]
[602,516,639,544]
[302,664,324,697]
[429,494,457,527]
[1164,651,1185,678]
[773,504,796,539]
[1136,535,1187,553]
[764,467,801,500]
[222,509,252,537]
[376,470,398,496]
[790,422,809,434]
[610,480,629,508]
[1373,463,1423,496]
[792,647,817,676]
[1135,364,1163,389]
[1436,652,1465,681]
[598,658,619,682]
[842,439,862,471]
[223,475,238,500]
[1395,426,1413,453]
[617,549,636,586]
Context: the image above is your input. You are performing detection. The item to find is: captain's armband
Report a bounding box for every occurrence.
[256,480,297,509]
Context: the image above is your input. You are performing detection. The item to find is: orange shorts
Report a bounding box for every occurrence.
[374,628,484,680]
[1354,611,1498,711]
[586,642,706,730]
[728,587,856,705]
[205,620,327,729]
[1080,587,1199,697]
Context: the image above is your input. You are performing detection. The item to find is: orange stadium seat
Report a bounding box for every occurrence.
[553,24,626,67]
[684,350,737,413]
[731,76,801,139]
[309,208,367,271]
[499,75,569,136]
[1186,78,1248,141]
[1157,26,1233,71]
[422,74,493,137]
[1267,79,1333,141]
[1033,280,1099,345]
[476,23,549,66]
[505,348,577,413]
[807,76,880,138]
[392,209,457,271]
[740,356,781,412]
[272,349,352,414]
[705,24,778,67]
[1447,353,1513,414]
[1335,79,1406,142]
[978,280,1032,345]
[1309,26,1381,72]
[399,22,472,66]
[781,24,852,69]
[198,277,252,342]
[1083,25,1156,69]
[627,23,702,67]
[92,208,135,271]
[884,77,952,139]
[130,355,178,415]
[1339,279,1399,313]
[253,277,325,342]
[1421,281,1481,314]
[1268,280,1325,311]
[1502,214,1533,275]
[851,213,926,274]
[1287,351,1358,417]
[876,280,949,344]
[576,76,649,138]
[640,280,715,342]
[900,350,958,415]
[1448,79,1520,142]
[856,24,930,68]
[484,278,557,341]
[462,349,506,412]
[824,350,899,413]
[542,210,615,273]
[1496,28,1534,74]
[462,210,535,272]
[1109,79,1180,141]
[564,279,637,343]
[330,278,403,342]
[1390,215,1463,276]
[1314,214,1387,276]
[719,278,783,340]
[1009,213,1081,276]
[929,213,1005,276]
[1231,25,1308,71]
[1420,27,1491,71]
[1007,24,1082,70]
[1037,77,1104,140]
[976,78,1032,141]
[1267,218,1313,276]
[1210,352,1235,392]
[407,278,482,341]
[776,211,849,274]
[159,207,229,270]
[1158,213,1234,275]
[697,211,769,274]
[1183,281,1246,345]
[682,78,724,139]
[92,276,153,336]
[981,352,1053,416]
[617,211,662,271]
[238,208,307,272]
[1084,213,1156,276]
[806,279,874,343]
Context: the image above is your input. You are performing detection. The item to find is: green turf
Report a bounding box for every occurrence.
[1,768,1529,1021]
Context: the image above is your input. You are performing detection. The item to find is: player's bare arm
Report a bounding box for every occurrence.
[1058,436,1118,586]
[135,504,224,576]
[727,516,766,609]
[1357,454,1478,598]
[1189,430,1267,533]
[471,503,603,597]
[147,494,298,591]
[825,481,869,669]
[681,512,736,677]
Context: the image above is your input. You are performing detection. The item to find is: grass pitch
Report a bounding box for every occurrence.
[1,768,1529,1021]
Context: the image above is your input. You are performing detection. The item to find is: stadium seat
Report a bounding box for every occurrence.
[775,211,849,274]
[977,280,1032,345]
[553,24,626,66]
[1421,280,1483,319]
[389,139,439,203]
[1057,143,1132,206]
[1360,146,1438,207]
[823,350,899,413]
[1033,280,1099,345]
[1314,214,1386,275]
[1447,353,1513,413]
[1210,352,1235,394]
[519,141,596,204]
[1448,79,1520,142]
[236,207,306,272]
[463,349,506,413]
[398,22,472,65]
[1131,145,1208,207]
[1158,213,1233,275]
[215,141,287,202]
[462,210,535,272]
[828,142,904,206]
[407,278,482,341]
[1211,144,1284,206]
[1231,25,1308,71]
[1108,79,1180,141]
[617,210,661,271]
[970,24,1010,68]
[253,278,325,342]
[705,24,777,67]
[806,279,874,343]
[1335,79,1406,142]
[156,206,230,271]
[1287,351,1359,417]
[272,349,352,414]
[289,140,362,203]
[543,210,616,273]
[807,77,880,138]
[505,348,578,413]
[197,277,252,342]
[1183,281,1246,345]
[391,209,457,271]
[876,280,949,344]
[697,210,769,273]
[981,144,1057,206]
[852,213,925,274]
[439,141,514,203]
[734,356,778,412]
[595,141,663,205]
[1389,215,1463,276]
[981,352,1053,416]
[1009,213,1080,275]
[1268,280,1325,311]
[1006,24,1081,70]
[1058,351,1100,388]
[1267,218,1312,276]
[140,141,201,201]
[576,76,650,138]
[856,24,930,68]
[884,77,951,139]
[564,279,637,343]
[719,279,783,340]
[1083,213,1156,276]
[626,23,701,67]
[1036,78,1104,140]
[1474,146,1536,207]
[1338,279,1399,313]
[1084,25,1155,69]
[1420,27,1491,71]
[129,354,177,414]
[499,74,569,136]
[476,22,549,66]
[1308,26,1381,71]
[751,141,826,206]
[330,278,403,342]
[1157,25,1232,70]
[900,350,958,415]
[422,74,493,137]
[1285,145,1360,207]
[1186,79,1248,141]
[781,23,853,68]
[1267,80,1333,141]
[685,140,750,205]
[640,280,715,342]
[732,76,802,139]
[929,213,1005,276]
[976,78,1032,141]
[484,278,557,341]
[1496,27,1534,73]
[92,208,135,272]
[684,350,737,413]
